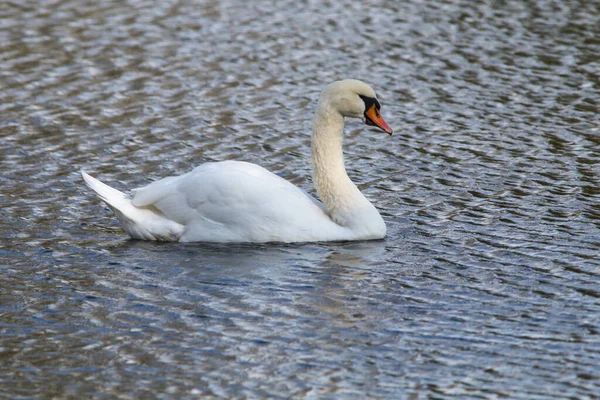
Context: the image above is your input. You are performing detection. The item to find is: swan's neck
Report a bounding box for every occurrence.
[311,106,377,227]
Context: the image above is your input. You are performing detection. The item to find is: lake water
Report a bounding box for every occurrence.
[2,0,600,398]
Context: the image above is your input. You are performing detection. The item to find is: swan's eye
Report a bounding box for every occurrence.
[358,94,381,112]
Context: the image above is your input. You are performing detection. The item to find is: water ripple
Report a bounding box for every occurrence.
[2,0,600,398]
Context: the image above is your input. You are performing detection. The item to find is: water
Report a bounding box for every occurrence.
[2,0,600,398]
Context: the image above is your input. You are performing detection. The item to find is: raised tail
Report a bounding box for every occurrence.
[81,171,183,241]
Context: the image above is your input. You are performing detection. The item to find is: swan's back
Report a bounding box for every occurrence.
[132,161,345,242]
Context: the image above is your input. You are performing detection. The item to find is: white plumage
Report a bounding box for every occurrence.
[82,79,392,243]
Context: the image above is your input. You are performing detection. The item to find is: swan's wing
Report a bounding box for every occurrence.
[131,161,327,228]
[298,187,326,212]
[131,175,181,205]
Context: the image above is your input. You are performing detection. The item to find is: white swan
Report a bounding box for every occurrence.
[82,79,393,243]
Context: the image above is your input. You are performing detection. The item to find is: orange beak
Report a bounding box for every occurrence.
[365,104,393,135]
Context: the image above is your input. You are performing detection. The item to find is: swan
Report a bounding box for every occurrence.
[82,79,393,243]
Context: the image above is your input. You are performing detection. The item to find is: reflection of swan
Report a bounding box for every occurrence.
[82,79,392,243]
[109,240,386,289]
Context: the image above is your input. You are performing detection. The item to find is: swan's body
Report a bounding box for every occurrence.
[83,79,392,243]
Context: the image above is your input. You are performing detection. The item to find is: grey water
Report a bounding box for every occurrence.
[1,0,600,398]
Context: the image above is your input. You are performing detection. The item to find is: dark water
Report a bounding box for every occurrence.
[2,0,600,398]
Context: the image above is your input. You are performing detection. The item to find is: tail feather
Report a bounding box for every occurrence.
[81,171,130,212]
[81,171,183,241]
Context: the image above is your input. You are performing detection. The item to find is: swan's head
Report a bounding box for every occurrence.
[320,79,393,135]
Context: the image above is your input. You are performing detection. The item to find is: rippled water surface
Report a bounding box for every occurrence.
[2,0,600,398]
